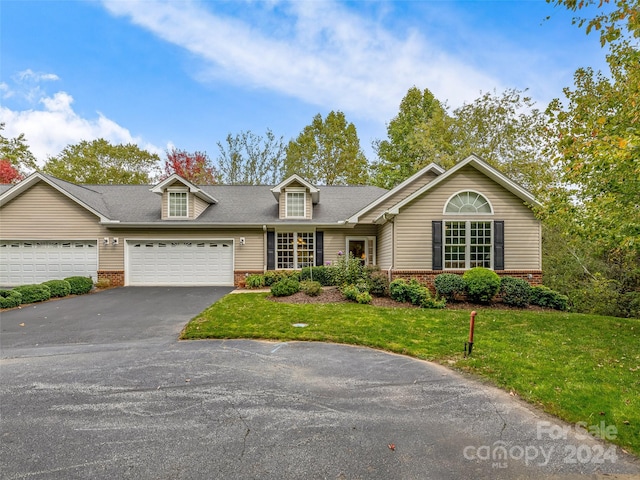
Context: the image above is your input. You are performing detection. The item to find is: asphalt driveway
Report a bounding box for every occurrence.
[1,288,639,479]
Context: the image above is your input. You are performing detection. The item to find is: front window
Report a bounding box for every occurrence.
[277,232,314,269]
[445,221,492,269]
[169,191,188,218]
[286,192,305,217]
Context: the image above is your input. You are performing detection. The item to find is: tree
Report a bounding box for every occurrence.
[215,130,285,185]
[284,111,369,185]
[0,123,37,174]
[42,139,161,184]
[372,87,454,189]
[162,148,217,184]
[0,159,24,184]
[372,87,553,194]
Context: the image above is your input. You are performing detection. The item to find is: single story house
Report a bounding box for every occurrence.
[0,154,542,288]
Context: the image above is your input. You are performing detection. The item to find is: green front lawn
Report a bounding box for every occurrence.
[182,292,640,456]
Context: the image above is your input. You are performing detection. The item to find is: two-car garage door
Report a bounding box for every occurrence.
[0,240,98,286]
[127,240,234,286]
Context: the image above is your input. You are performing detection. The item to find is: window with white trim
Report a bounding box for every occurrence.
[443,191,492,269]
[168,191,188,218]
[286,191,306,218]
[277,232,314,269]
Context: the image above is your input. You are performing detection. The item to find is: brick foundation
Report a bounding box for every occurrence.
[390,269,543,293]
[97,270,125,287]
[234,270,265,288]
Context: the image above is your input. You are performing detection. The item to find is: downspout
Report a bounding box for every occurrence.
[388,214,395,283]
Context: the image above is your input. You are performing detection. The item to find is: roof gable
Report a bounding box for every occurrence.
[388,154,540,215]
[270,174,320,203]
[150,174,218,204]
[0,172,116,223]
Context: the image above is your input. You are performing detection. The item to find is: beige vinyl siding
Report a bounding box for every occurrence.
[394,165,541,270]
[306,192,312,219]
[358,170,438,223]
[377,221,393,270]
[193,196,209,218]
[0,181,106,240]
[106,228,264,271]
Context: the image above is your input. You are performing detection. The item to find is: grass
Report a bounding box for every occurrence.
[181,292,640,456]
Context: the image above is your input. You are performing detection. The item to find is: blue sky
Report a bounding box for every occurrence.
[1,0,608,167]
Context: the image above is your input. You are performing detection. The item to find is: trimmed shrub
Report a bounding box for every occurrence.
[246,274,266,289]
[389,279,409,303]
[43,279,71,298]
[356,291,372,304]
[264,270,300,287]
[300,266,334,286]
[0,289,22,309]
[434,273,466,301]
[463,267,501,303]
[500,277,532,307]
[368,271,390,297]
[13,284,51,304]
[341,284,360,302]
[301,280,322,297]
[270,278,300,297]
[530,286,568,311]
[94,278,111,289]
[64,276,94,295]
[405,280,431,307]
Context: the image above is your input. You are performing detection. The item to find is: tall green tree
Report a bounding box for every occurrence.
[285,111,369,185]
[0,123,37,174]
[215,129,285,185]
[372,87,453,189]
[42,139,161,184]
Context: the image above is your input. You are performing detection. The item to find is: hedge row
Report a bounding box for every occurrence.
[0,276,95,309]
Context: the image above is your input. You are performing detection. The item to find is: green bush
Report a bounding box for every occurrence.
[530,285,568,311]
[13,284,51,304]
[94,278,111,289]
[264,270,300,287]
[356,291,372,304]
[0,289,22,309]
[463,267,501,303]
[42,279,71,298]
[245,274,266,289]
[332,253,364,286]
[621,291,640,318]
[64,276,94,295]
[368,271,390,297]
[341,284,360,302]
[301,280,323,297]
[422,296,447,309]
[300,266,335,286]
[434,273,466,301]
[405,280,431,307]
[389,279,409,303]
[500,277,532,307]
[270,278,301,297]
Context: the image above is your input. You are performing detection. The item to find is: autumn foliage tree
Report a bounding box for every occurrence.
[162,148,218,184]
[0,159,24,183]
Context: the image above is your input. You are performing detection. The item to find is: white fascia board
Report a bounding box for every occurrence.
[105,221,354,229]
[388,154,540,215]
[0,172,114,223]
[346,162,444,223]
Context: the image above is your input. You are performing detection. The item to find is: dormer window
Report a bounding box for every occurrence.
[168,189,188,218]
[286,190,306,218]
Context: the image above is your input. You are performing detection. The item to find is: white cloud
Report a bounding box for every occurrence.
[102,0,503,123]
[1,91,163,166]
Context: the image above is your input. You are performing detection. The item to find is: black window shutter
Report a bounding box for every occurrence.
[494,221,504,270]
[432,221,443,270]
[315,231,324,267]
[267,231,275,270]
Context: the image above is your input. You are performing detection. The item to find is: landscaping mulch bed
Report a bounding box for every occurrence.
[267,286,546,311]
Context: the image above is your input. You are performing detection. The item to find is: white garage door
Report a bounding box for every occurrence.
[127,240,234,286]
[0,240,98,286]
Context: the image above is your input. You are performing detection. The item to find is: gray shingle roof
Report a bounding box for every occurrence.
[34,178,387,225]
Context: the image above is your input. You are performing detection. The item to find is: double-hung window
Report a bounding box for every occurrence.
[443,191,493,269]
[168,190,188,218]
[286,191,306,218]
[276,232,314,269]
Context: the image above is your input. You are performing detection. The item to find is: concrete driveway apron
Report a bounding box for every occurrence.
[1,288,639,479]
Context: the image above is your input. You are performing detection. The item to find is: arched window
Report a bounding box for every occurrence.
[445,191,492,214]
